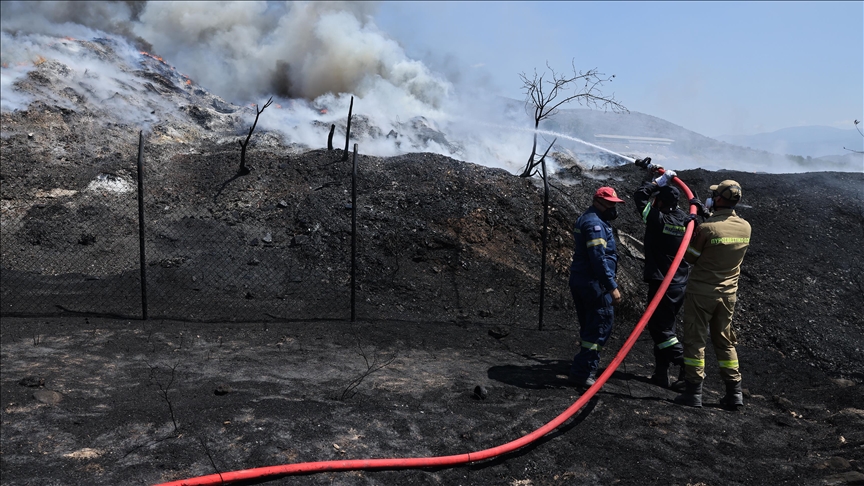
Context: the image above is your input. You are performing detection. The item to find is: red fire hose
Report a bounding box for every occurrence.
[155,173,696,486]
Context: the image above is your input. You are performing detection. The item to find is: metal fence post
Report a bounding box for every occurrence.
[136,130,148,320]
[351,143,358,322]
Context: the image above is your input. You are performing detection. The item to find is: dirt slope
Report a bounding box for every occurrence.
[2,34,864,485]
[2,143,863,485]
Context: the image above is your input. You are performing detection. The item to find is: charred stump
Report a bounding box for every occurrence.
[341,96,354,162]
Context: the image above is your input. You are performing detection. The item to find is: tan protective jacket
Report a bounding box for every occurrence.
[684,208,751,296]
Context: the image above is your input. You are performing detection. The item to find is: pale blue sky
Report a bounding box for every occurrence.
[374,1,863,138]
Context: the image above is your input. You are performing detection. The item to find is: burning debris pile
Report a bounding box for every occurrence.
[1,32,243,145]
[2,31,486,171]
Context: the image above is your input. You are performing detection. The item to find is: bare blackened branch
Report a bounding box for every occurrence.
[519,60,627,177]
[238,96,274,175]
[198,437,224,484]
[148,361,180,432]
[338,332,396,401]
[843,119,863,154]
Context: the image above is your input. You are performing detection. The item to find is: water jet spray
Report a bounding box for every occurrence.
[452,117,635,164]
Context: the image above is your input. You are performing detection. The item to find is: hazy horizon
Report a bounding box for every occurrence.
[1,1,861,173]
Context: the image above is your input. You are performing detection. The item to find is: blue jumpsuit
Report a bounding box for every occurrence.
[568,206,619,381]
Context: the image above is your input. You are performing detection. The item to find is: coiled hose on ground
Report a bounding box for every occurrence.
[155,173,696,486]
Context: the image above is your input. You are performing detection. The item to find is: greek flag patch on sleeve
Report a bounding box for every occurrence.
[593,225,601,231]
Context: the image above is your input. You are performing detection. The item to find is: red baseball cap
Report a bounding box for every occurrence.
[594,186,625,203]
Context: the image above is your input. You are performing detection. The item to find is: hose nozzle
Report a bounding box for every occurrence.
[634,157,652,169]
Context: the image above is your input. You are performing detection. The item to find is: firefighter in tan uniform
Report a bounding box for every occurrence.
[674,180,751,410]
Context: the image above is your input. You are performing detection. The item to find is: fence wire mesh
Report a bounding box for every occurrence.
[1,141,563,325]
[1,176,142,318]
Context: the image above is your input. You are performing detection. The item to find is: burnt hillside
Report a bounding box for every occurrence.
[1,33,864,486]
[2,92,863,379]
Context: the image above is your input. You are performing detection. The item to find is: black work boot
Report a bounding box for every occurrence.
[669,364,687,392]
[719,380,744,410]
[673,381,703,408]
[651,361,670,388]
[568,373,596,390]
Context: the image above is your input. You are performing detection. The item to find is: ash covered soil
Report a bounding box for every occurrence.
[2,143,863,485]
[2,45,864,484]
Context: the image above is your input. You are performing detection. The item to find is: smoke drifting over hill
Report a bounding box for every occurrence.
[2,1,860,174]
[1,1,452,105]
[2,1,545,172]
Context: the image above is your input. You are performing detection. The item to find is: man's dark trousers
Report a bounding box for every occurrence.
[570,282,615,380]
[647,280,685,366]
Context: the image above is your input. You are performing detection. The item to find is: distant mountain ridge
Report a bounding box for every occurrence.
[715,126,863,158]
[513,102,863,173]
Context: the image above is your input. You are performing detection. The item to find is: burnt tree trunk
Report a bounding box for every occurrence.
[537,138,556,330]
[238,97,273,175]
[341,96,354,162]
[521,119,541,177]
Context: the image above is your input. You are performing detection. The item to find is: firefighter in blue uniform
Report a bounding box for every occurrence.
[568,187,625,388]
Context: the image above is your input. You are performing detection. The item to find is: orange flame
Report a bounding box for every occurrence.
[275,104,282,109]
[139,51,166,63]
[64,36,76,41]
[33,55,47,66]
[185,79,192,85]
[320,108,328,114]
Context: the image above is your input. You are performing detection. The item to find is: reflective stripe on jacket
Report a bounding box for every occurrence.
[684,208,751,295]
[633,181,691,285]
[569,206,618,292]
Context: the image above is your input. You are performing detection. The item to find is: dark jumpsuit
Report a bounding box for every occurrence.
[633,182,690,367]
[568,206,619,381]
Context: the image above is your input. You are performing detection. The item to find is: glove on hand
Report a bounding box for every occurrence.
[654,169,676,187]
[684,213,700,227]
[689,197,711,218]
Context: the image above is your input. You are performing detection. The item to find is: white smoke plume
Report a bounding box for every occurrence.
[1,1,453,106]
[6,2,841,173]
[132,1,453,107]
[1,1,541,173]
[0,1,149,47]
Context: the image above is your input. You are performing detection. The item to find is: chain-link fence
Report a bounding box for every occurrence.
[1,175,143,318]
[139,178,352,323]
[0,152,351,321]
[1,134,572,325]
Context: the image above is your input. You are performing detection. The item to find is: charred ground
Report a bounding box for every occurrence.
[2,136,863,485]
[2,38,864,486]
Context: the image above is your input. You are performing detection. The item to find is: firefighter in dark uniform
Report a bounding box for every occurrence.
[674,180,751,410]
[568,186,625,388]
[633,168,691,389]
